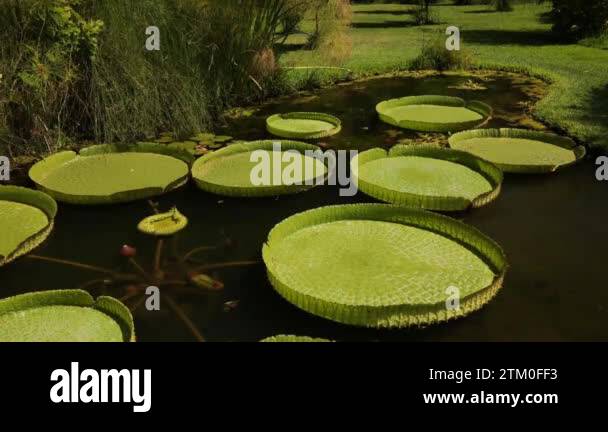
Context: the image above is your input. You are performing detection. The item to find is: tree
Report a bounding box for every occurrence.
[550,0,608,38]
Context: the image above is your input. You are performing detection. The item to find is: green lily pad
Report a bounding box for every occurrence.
[213,135,233,143]
[352,145,502,211]
[192,140,328,197]
[448,128,586,173]
[266,112,342,139]
[138,207,188,236]
[376,95,492,132]
[260,335,333,342]
[0,290,135,342]
[168,141,197,154]
[263,204,507,328]
[190,132,215,142]
[0,186,57,267]
[29,143,190,205]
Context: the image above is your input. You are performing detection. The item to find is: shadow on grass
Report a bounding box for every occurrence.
[352,21,417,29]
[354,10,414,16]
[275,42,307,54]
[462,29,561,46]
[463,9,502,14]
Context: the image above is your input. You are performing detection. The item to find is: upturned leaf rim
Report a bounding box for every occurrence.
[262,203,507,328]
[0,289,135,342]
[351,145,503,211]
[266,112,342,139]
[376,95,492,133]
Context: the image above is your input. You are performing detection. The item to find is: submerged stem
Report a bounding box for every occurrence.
[154,239,165,273]
[194,260,259,273]
[26,255,119,276]
[165,295,206,342]
[181,245,217,263]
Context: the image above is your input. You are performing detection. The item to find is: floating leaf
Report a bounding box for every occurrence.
[213,135,233,143]
[0,186,57,267]
[29,143,191,205]
[189,273,224,291]
[448,128,586,173]
[192,140,328,197]
[138,207,188,236]
[266,112,342,139]
[260,335,333,342]
[376,95,492,132]
[0,290,135,342]
[263,204,507,328]
[352,145,502,210]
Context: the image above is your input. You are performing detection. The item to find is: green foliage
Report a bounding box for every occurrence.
[1,0,297,155]
[410,33,474,71]
[0,0,103,154]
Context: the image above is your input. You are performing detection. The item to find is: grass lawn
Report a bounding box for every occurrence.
[281,2,608,153]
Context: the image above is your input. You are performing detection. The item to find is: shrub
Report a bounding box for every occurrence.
[410,33,475,71]
[1,0,296,155]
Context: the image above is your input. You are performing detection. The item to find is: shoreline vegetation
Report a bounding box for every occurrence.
[1,1,607,160]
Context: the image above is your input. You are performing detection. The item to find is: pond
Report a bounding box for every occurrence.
[2,71,606,341]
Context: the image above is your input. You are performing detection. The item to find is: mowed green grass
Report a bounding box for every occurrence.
[282,3,608,152]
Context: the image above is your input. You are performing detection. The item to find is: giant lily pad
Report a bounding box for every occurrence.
[266,112,341,139]
[192,140,328,197]
[0,290,135,342]
[263,204,507,328]
[376,95,492,132]
[352,145,502,211]
[448,128,586,173]
[0,186,57,267]
[29,143,191,204]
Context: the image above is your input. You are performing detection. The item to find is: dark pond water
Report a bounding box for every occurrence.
[2,72,607,341]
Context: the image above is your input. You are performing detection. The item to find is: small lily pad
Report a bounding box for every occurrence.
[0,290,135,342]
[260,335,333,342]
[266,112,342,139]
[0,186,57,267]
[138,207,188,236]
[376,95,492,133]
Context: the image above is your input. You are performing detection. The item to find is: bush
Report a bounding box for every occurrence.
[550,0,608,38]
[0,0,298,155]
[409,33,475,71]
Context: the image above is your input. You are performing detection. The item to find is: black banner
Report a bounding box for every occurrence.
[0,342,604,418]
